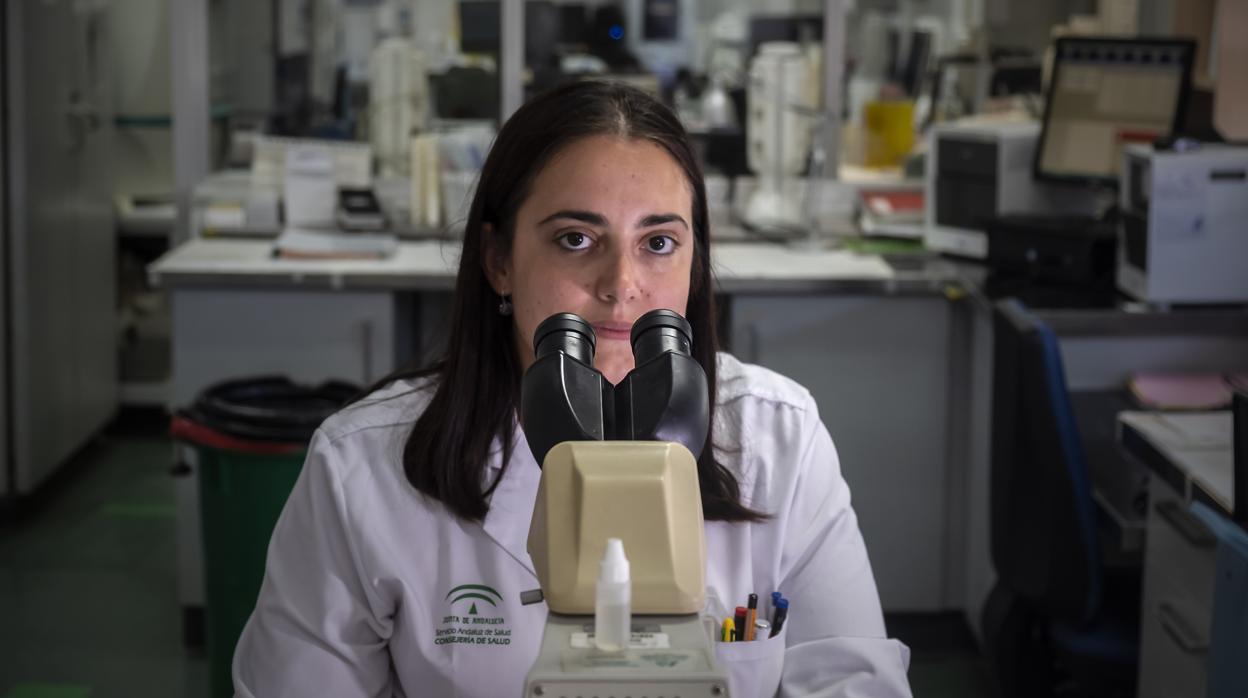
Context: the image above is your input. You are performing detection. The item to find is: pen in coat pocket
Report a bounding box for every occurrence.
[745,593,758,641]
[771,598,789,637]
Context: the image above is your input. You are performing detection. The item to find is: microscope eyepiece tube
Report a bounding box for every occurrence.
[630,309,693,364]
[533,313,596,366]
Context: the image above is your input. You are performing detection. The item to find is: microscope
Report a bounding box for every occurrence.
[520,309,733,697]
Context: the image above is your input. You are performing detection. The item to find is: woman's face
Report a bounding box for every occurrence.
[488,135,695,385]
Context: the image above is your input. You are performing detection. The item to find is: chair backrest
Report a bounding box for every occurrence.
[1189,502,1248,698]
[990,298,1102,624]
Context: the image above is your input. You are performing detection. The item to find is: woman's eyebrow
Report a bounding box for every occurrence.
[537,210,607,227]
[536,209,689,230]
[638,213,688,229]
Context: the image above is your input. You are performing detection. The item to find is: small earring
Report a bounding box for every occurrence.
[498,294,513,316]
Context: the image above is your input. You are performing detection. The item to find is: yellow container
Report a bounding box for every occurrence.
[863,100,916,168]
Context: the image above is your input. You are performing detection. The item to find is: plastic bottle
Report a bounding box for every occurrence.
[594,538,631,651]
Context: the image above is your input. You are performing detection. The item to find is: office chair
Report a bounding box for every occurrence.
[982,298,1141,698]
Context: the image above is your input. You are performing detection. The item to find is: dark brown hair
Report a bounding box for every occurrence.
[380,80,764,523]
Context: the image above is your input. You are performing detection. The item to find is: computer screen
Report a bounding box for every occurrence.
[459,1,500,54]
[458,1,561,62]
[1035,37,1194,185]
[747,15,823,59]
[643,0,680,41]
[888,29,932,97]
[558,4,588,46]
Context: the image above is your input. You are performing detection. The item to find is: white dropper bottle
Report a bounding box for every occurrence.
[594,537,631,651]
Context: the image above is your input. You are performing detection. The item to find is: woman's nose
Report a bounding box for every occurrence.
[596,249,639,303]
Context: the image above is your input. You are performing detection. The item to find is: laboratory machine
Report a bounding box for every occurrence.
[519,310,732,697]
[1118,143,1248,304]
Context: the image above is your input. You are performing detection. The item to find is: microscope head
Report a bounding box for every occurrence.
[521,309,710,615]
[520,309,710,465]
[615,309,710,460]
[521,312,610,468]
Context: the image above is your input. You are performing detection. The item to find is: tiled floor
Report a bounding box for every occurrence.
[0,413,991,698]
[0,423,210,698]
[888,612,994,698]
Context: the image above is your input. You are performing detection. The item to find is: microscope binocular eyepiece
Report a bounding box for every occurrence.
[630,309,693,365]
[521,309,709,466]
[532,309,694,366]
[534,313,597,366]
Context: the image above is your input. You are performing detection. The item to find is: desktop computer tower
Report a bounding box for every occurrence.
[924,121,1099,259]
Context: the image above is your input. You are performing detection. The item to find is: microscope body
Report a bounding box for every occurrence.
[520,310,732,698]
[528,440,706,615]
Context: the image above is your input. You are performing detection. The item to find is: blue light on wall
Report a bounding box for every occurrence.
[609,24,624,41]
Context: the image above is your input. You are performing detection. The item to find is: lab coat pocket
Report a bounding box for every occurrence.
[714,627,787,698]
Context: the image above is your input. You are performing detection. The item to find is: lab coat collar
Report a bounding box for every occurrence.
[480,418,541,577]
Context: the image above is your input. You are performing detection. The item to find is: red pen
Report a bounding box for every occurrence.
[733,606,747,641]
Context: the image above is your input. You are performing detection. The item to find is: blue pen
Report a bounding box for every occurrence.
[770,598,789,638]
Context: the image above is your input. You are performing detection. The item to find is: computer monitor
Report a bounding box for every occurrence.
[643,0,680,41]
[458,1,561,64]
[888,29,932,97]
[748,15,823,58]
[1035,37,1195,186]
[558,4,589,47]
[459,1,500,54]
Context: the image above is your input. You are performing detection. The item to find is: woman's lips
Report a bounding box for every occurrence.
[592,323,632,341]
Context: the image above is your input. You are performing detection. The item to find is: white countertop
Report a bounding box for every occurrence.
[1119,411,1234,512]
[149,237,899,293]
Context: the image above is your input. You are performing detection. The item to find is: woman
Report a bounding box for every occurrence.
[234,80,911,697]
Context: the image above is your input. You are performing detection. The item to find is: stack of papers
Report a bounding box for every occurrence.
[273,228,398,260]
[1127,373,1245,411]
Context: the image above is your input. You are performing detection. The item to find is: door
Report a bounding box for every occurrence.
[68,3,119,454]
[6,0,116,495]
[1,1,9,499]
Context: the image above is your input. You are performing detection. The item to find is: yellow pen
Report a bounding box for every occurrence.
[721,617,736,642]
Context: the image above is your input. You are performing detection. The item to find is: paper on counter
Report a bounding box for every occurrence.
[284,144,337,228]
[712,243,894,280]
[1154,412,1233,450]
[275,227,399,260]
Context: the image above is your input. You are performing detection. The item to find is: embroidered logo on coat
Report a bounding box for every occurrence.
[436,583,512,646]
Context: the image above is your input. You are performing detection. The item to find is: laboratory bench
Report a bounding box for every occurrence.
[148,229,1248,648]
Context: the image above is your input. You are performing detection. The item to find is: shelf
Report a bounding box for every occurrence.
[119,380,171,408]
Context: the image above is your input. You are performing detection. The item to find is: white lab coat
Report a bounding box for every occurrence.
[234,353,912,697]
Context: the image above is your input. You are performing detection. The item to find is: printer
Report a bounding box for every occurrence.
[1118,143,1248,304]
[924,121,1099,259]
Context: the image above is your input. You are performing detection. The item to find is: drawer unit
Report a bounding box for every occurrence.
[1137,478,1217,698]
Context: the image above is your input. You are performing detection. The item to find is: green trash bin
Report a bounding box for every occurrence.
[172,376,358,698]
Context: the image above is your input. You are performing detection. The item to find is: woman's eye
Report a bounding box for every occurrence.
[557,232,593,250]
[647,235,677,254]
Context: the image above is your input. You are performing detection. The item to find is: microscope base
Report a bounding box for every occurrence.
[523,612,731,697]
